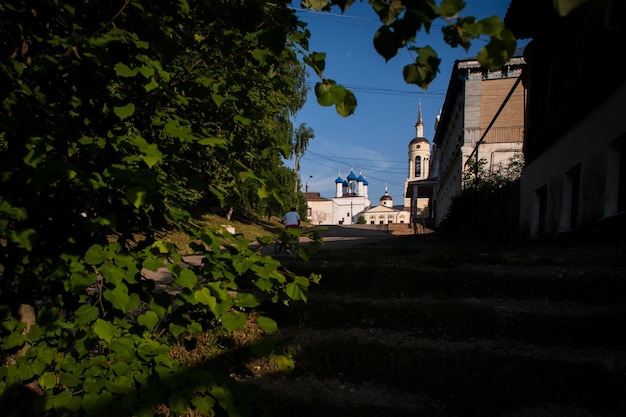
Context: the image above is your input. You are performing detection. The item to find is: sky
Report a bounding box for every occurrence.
[289,0,519,205]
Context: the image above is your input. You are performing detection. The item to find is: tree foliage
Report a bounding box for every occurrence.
[298,0,518,116]
[462,153,524,190]
[0,1,318,416]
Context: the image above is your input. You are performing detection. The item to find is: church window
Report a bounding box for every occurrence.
[415,156,422,178]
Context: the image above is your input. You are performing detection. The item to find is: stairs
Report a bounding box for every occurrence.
[244,236,626,417]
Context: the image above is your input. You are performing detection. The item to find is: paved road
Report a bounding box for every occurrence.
[299,224,399,250]
[143,225,399,286]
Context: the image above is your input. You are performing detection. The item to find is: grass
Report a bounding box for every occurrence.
[158,213,285,254]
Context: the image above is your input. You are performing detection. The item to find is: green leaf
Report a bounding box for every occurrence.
[137,340,167,359]
[256,316,278,333]
[142,255,164,271]
[285,276,310,302]
[190,395,217,415]
[314,79,336,101]
[169,323,186,337]
[373,26,400,61]
[302,0,331,12]
[137,66,155,78]
[194,288,217,313]
[136,142,163,168]
[197,136,226,146]
[1,330,25,350]
[103,283,131,312]
[39,372,57,390]
[85,245,105,265]
[235,292,259,308]
[74,305,99,325]
[233,115,251,126]
[437,0,466,17]
[174,268,197,290]
[10,228,37,250]
[316,84,347,107]
[187,321,203,334]
[94,319,116,343]
[335,90,357,117]
[70,270,97,292]
[169,392,189,414]
[403,46,441,90]
[144,78,159,92]
[220,311,246,332]
[303,52,326,77]
[113,103,136,120]
[554,0,589,16]
[53,390,82,413]
[114,63,138,77]
[211,93,228,107]
[126,186,147,209]
[59,373,81,388]
[274,354,295,372]
[138,311,159,329]
[477,29,517,70]
[23,146,46,168]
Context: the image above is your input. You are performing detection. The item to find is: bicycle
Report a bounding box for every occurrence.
[274,236,294,254]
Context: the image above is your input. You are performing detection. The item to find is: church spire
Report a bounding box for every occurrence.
[415,100,424,139]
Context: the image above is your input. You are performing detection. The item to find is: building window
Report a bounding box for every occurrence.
[415,156,422,178]
[534,185,548,238]
[559,165,580,232]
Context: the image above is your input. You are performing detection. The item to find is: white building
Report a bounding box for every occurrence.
[361,188,410,225]
[305,169,372,225]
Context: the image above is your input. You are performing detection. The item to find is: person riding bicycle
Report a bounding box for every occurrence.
[281,207,301,254]
[282,207,301,229]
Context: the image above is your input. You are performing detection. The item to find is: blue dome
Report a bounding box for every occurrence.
[347,171,357,181]
[357,175,365,182]
[343,180,349,186]
[362,178,369,186]
[335,176,344,183]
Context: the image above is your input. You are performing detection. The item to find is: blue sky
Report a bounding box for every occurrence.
[290,0,519,205]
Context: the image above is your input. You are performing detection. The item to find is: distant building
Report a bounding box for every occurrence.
[361,187,410,225]
[305,169,371,225]
[405,102,437,231]
[305,169,412,226]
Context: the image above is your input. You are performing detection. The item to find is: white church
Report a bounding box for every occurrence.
[304,103,430,226]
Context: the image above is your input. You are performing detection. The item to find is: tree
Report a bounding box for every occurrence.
[0,1,318,416]
[291,123,315,193]
[463,153,524,190]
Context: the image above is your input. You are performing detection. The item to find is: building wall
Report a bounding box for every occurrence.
[433,56,526,226]
[519,81,626,238]
[331,196,371,225]
[307,199,333,225]
[362,207,410,225]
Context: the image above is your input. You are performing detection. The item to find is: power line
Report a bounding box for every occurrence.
[292,7,447,29]
[304,81,447,98]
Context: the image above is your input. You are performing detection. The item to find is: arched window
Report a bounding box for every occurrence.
[415,156,422,178]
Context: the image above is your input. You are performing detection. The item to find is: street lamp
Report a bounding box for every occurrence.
[305,175,313,193]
